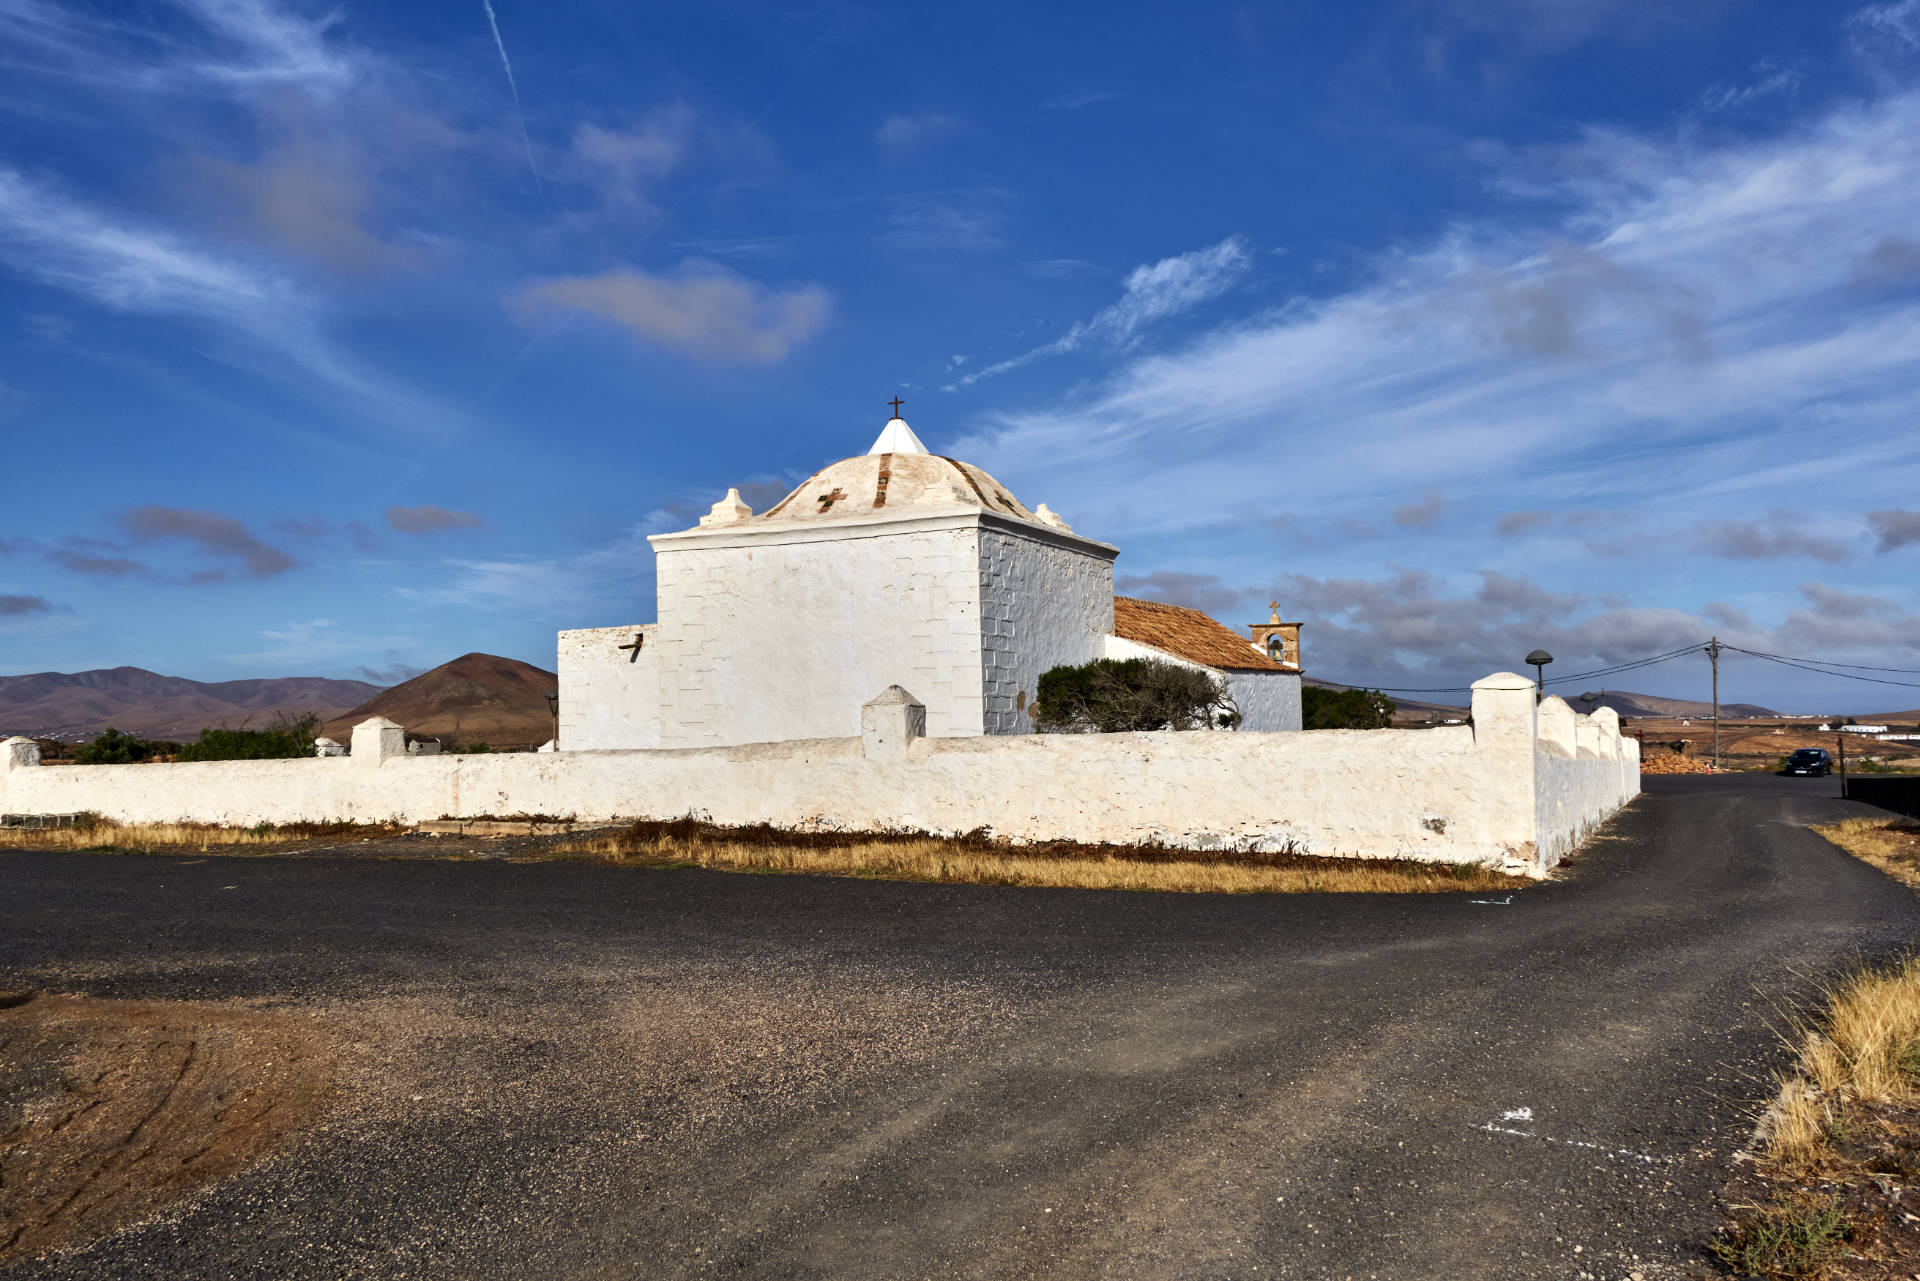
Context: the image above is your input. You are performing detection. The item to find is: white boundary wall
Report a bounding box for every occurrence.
[1,673,1637,876]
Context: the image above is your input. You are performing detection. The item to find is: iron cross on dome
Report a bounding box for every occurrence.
[617,632,645,662]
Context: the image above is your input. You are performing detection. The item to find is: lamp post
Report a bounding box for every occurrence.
[1525,649,1553,700]
[1578,691,1601,714]
[545,690,559,746]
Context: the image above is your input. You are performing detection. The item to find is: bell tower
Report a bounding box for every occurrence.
[1248,603,1304,669]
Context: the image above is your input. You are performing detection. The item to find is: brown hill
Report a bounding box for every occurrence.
[1588,691,1777,719]
[321,653,556,748]
[0,667,384,742]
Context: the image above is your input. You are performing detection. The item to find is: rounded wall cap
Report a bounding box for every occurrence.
[1471,672,1538,691]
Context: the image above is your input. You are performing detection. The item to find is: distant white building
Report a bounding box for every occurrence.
[557,414,1303,750]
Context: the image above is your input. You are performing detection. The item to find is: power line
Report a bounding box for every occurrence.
[1721,646,1920,676]
[1720,645,1920,689]
[1320,642,1707,696]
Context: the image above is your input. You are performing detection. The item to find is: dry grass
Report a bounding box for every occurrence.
[1706,821,1920,1276]
[1812,817,1920,893]
[1755,820,1920,1169]
[1764,956,1920,1169]
[553,817,1531,895]
[1713,957,1920,1277]
[1,817,401,854]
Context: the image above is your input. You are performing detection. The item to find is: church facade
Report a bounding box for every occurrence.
[556,415,1302,750]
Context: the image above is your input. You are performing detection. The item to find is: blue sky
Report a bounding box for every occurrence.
[2,0,1919,712]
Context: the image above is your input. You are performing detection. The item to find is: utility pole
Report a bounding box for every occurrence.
[1706,637,1722,773]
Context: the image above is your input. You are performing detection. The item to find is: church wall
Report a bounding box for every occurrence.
[2,673,1634,877]
[1223,671,1302,732]
[557,625,660,750]
[977,526,1116,735]
[647,522,989,746]
[1100,635,1303,732]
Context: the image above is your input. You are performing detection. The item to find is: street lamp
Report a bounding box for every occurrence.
[1577,691,1602,713]
[545,690,559,745]
[1525,649,1553,698]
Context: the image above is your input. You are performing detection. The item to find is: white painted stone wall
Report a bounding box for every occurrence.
[1101,634,1303,732]
[1,672,1637,875]
[977,525,1115,734]
[557,625,659,751]
[1533,700,1641,864]
[647,514,992,744]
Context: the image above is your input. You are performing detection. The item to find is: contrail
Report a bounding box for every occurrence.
[480,0,546,210]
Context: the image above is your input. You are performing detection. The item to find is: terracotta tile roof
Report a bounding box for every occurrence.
[1112,596,1293,672]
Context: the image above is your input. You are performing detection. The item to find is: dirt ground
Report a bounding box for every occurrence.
[1712,1095,1920,1278]
[0,993,335,1266]
[1628,720,1920,773]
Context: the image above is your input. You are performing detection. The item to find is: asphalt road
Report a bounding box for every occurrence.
[3,774,1917,1281]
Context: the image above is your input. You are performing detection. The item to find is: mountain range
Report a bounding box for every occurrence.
[0,668,384,742]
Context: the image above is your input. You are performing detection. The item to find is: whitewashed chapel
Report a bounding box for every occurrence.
[557,412,1305,750]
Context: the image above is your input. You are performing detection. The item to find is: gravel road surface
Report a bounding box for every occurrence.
[2,773,1916,1280]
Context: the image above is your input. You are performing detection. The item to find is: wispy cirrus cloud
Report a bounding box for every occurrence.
[875,112,964,161]
[951,235,1252,388]
[883,189,1013,253]
[0,167,461,435]
[216,617,420,670]
[951,89,1920,547]
[0,0,357,96]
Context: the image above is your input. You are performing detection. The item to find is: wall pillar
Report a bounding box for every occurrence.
[1471,672,1540,869]
[862,686,926,761]
[350,717,405,769]
[1535,697,1576,757]
[2,736,40,773]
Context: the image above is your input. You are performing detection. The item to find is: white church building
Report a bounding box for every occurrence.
[555,413,1303,750]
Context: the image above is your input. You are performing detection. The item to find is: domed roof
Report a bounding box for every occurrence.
[752,418,1046,527]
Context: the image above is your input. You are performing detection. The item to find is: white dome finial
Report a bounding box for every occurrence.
[868,396,929,455]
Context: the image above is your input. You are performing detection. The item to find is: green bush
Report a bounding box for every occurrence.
[74,727,152,764]
[1300,686,1396,730]
[178,714,319,762]
[1033,657,1238,733]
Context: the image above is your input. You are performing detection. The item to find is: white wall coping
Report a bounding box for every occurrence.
[647,506,1119,560]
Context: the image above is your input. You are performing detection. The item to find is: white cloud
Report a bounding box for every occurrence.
[0,0,355,94]
[0,167,462,435]
[948,91,1920,546]
[952,235,1252,387]
[217,617,420,670]
[875,112,964,160]
[398,523,658,612]
[883,190,1013,253]
[1698,60,1801,113]
[509,260,832,364]
[562,109,695,217]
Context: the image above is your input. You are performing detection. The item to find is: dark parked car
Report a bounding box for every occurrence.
[1786,747,1833,776]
